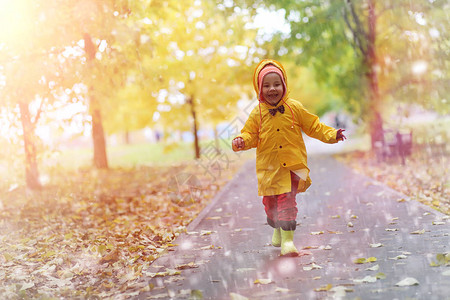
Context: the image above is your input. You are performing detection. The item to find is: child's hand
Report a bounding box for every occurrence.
[232,137,245,151]
[336,129,347,141]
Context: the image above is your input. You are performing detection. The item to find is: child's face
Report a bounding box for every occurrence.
[262,73,284,106]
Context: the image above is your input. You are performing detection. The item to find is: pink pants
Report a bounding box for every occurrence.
[262,171,300,231]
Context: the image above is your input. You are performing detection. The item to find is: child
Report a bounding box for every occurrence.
[232,59,346,256]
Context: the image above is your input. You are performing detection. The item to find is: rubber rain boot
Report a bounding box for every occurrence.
[280,229,299,256]
[272,228,281,247]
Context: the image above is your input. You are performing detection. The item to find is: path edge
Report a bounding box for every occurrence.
[332,155,448,218]
[186,159,255,232]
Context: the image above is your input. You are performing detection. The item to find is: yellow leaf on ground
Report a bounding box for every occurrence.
[3,253,13,262]
[254,278,273,284]
[314,284,332,292]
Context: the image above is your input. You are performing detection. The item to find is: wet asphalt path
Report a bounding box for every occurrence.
[140,155,450,300]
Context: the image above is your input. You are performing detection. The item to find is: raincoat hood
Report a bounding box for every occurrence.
[253,59,295,131]
[253,59,290,107]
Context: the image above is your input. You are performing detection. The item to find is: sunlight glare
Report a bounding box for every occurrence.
[0,0,34,47]
[412,60,428,75]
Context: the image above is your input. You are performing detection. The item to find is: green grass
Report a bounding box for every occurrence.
[1,138,255,190]
[45,138,246,170]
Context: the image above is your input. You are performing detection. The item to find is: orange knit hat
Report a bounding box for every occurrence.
[257,64,286,103]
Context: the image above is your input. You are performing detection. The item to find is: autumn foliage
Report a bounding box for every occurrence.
[0,162,241,298]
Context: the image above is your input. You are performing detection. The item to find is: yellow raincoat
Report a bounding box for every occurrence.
[235,59,338,196]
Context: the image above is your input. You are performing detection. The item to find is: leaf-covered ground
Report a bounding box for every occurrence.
[0,160,243,299]
[336,146,449,215]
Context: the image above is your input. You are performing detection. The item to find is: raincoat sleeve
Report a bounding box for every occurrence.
[235,109,259,150]
[297,104,338,143]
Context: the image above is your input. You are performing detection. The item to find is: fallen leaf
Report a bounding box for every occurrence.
[370,243,383,248]
[229,293,249,300]
[442,270,450,276]
[389,254,408,260]
[375,272,386,279]
[200,245,216,250]
[353,275,377,283]
[410,229,425,235]
[175,262,198,270]
[331,215,340,219]
[200,230,216,236]
[429,253,450,266]
[314,284,332,292]
[190,289,203,299]
[3,253,13,262]
[327,230,343,234]
[311,231,324,235]
[385,228,399,232]
[354,257,377,264]
[354,258,367,264]
[275,287,289,293]
[302,245,319,250]
[205,216,221,220]
[395,277,419,286]
[99,250,120,264]
[330,286,354,297]
[366,264,379,271]
[20,282,35,291]
[432,221,445,225]
[323,245,332,250]
[254,278,273,285]
[347,222,354,227]
[303,263,322,271]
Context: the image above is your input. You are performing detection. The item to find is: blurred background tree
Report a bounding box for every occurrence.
[230,0,449,147]
[0,0,448,189]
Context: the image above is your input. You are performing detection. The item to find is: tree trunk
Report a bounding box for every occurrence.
[214,126,221,155]
[367,0,383,149]
[91,98,108,168]
[188,96,200,159]
[19,102,41,190]
[124,131,130,144]
[84,33,108,169]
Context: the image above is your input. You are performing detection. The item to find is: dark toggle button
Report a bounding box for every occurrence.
[277,129,280,131]
[279,145,282,148]
[283,163,286,166]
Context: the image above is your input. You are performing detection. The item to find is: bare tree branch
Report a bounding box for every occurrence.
[31,92,49,128]
[343,0,368,57]
[342,6,366,57]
